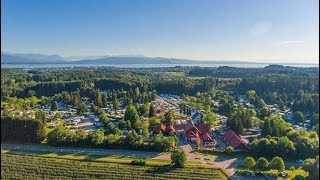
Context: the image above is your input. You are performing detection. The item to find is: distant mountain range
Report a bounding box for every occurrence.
[1,52,318,65]
[1,52,65,63]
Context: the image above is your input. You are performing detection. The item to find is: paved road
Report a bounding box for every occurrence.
[1,143,161,158]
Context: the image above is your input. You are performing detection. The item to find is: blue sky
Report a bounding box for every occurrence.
[1,0,319,63]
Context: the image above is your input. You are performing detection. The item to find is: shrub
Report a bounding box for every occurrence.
[130,159,146,166]
[270,156,285,172]
[289,166,296,171]
[171,149,187,168]
[256,157,269,171]
[244,157,256,169]
[225,146,234,153]
[302,157,319,180]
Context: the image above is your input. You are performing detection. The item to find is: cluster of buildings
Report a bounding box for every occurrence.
[283,111,313,130]
[153,94,183,114]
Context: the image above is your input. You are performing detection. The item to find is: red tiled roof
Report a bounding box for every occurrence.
[165,125,176,133]
[184,120,199,133]
[156,108,165,114]
[153,123,166,134]
[186,130,200,139]
[222,130,248,150]
[201,133,213,142]
[153,123,175,134]
[222,130,237,141]
[195,123,210,135]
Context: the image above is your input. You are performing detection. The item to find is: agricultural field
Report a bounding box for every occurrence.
[1,152,227,179]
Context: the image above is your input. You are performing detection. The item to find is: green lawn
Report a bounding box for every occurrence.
[235,167,308,179]
[1,150,228,179]
[165,72,186,76]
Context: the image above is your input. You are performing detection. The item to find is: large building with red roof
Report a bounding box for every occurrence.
[222,130,248,151]
[184,120,213,144]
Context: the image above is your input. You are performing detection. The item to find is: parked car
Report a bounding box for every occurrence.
[279,171,286,177]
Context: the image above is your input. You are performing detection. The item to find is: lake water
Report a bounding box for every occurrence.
[1,63,318,69]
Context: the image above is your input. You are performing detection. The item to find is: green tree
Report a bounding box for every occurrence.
[163,110,174,126]
[51,101,59,111]
[54,112,62,119]
[28,90,36,97]
[73,129,87,146]
[98,112,109,125]
[142,126,150,137]
[113,95,120,114]
[105,122,122,135]
[293,111,304,123]
[302,156,319,180]
[259,107,271,119]
[89,130,104,146]
[124,105,140,129]
[219,102,232,116]
[203,112,219,126]
[47,126,71,146]
[261,118,272,137]
[311,113,319,125]
[289,166,295,171]
[244,157,256,169]
[277,136,295,157]
[102,94,108,108]
[35,110,46,125]
[171,149,187,168]
[256,157,269,171]
[94,89,103,107]
[270,156,285,172]
[149,104,156,117]
[124,130,141,147]
[139,103,148,116]
[77,102,87,115]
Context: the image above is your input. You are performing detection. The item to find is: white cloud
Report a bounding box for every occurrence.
[250,21,273,36]
[279,40,304,44]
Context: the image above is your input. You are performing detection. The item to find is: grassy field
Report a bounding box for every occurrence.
[1,150,228,179]
[235,167,308,179]
[165,72,186,76]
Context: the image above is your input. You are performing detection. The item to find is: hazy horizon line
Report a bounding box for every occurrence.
[2,51,319,65]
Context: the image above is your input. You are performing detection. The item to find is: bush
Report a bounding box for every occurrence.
[256,157,269,171]
[270,156,285,171]
[289,166,296,171]
[244,157,256,169]
[302,157,319,180]
[171,149,187,168]
[130,159,146,166]
[225,146,234,153]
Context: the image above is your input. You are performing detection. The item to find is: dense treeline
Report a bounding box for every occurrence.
[46,126,177,152]
[2,66,318,101]
[1,116,46,143]
[188,65,319,78]
[249,115,319,159]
